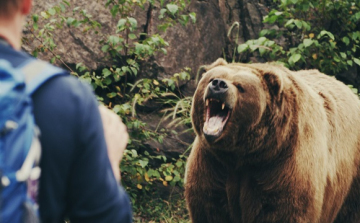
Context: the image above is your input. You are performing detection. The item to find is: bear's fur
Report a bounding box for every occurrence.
[184,58,360,223]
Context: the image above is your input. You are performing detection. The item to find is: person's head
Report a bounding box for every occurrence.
[0,0,32,49]
[0,0,31,18]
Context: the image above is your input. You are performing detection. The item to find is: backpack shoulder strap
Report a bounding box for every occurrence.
[21,59,67,95]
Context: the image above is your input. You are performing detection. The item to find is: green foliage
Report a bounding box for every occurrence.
[232,0,360,77]
[26,0,195,221]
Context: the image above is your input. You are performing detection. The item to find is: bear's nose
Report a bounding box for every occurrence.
[209,78,228,94]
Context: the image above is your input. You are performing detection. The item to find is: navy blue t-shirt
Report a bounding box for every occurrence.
[0,42,132,222]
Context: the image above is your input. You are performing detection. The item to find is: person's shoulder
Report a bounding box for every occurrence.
[31,61,97,120]
[32,68,98,136]
[35,73,95,106]
[0,43,34,67]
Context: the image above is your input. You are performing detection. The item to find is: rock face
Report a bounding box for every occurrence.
[23,0,269,155]
[23,0,119,70]
[24,0,268,79]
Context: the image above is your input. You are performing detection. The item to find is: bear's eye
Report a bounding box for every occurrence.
[209,78,214,83]
[235,84,245,93]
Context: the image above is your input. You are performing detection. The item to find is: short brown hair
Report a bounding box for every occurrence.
[0,0,22,17]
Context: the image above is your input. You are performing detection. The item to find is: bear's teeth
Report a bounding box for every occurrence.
[206,99,209,107]
[222,103,225,110]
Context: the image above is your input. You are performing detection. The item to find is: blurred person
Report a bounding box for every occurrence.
[0,0,132,222]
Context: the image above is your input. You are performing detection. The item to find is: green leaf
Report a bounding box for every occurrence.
[110,5,118,17]
[131,149,138,158]
[179,71,189,80]
[259,47,266,56]
[59,3,66,12]
[33,22,38,30]
[303,39,313,47]
[259,29,269,37]
[153,170,160,178]
[318,30,335,40]
[112,105,121,114]
[62,0,70,6]
[289,54,302,64]
[40,11,49,19]
[249,44,258,52]
[354,58,360,66]
[128,17,137,29]
[351,87,358,94]
[66,17,75,26]
[50,57,56,64]
[189,12,196,23]
[353,31,360,40]
[159,8,167,19]
[160,48,167,55]
[353,12,360,21]
[32,50,38,58]
[79,76,92,85]
[139,160,149,168]
[78,65,86,72]
[340,52,347,59]
[175,160,183,167]
[130,67,138,76]
[48,8,56,16]
[347,60,353,66]
[108,36,120,45]
[117,19,127,31]
[179,15,189,26]
[302,21,311,31]
[166,4,179,15]
[32,14,39,23]
[294,20,302,29]
[257,37,267,45]
[102,68,112,77]
[128,33,137,40]
[284,19,294,28]
[167,79,175,87]
[173,175,180,182]
[147,169,155,177]
[76,63,83,70]
[342,36,350,46]
[107,92,117,98]
[104,77,112,85]
[101,45,110,52]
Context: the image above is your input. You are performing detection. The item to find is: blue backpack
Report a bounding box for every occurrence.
[0,59,65,223]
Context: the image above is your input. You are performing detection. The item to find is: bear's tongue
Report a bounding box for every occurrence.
[207,116,224,130]
[205,114,227,136]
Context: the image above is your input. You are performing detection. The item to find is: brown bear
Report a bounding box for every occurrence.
[184,58,360,223]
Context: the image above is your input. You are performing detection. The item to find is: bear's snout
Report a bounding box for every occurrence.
[209,78,228,94]
[205,78,230,103]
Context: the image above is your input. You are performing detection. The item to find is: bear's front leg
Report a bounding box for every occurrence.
[184,138,233,223]
[239,169,322,223]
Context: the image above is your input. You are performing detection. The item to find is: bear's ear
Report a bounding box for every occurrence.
[263,71,283,98]
[195,58,228,84]
[205,58,228,71]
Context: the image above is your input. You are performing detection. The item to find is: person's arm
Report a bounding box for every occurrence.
[99,105,128,181]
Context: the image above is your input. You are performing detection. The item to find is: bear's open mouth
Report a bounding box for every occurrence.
[203,98,231,140]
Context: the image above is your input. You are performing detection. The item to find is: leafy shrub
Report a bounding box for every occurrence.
[232,0,360,80]
[25,0,195,221]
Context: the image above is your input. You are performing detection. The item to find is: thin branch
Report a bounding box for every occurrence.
[27,28,75,73]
